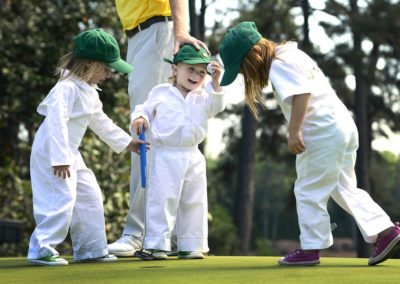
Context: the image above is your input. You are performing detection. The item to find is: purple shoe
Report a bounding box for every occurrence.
[368,222,400,266]
[278,249,320,266]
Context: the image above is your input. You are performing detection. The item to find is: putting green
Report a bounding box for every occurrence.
[0,256,399,284]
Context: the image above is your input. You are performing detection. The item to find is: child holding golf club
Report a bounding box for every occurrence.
[131,44,225,260]
[27,29,148,266]
[218,21,400,266]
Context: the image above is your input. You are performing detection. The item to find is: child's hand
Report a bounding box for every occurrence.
[208,60,223,92]
[126,139,150,154]
[53,165,71,179]
[288,129,306,155]
[131,117,149,135]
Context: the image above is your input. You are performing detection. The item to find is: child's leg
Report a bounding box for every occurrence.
[294,148,340,250]
[144,147,185,251]
[330,131,393,243]
[70,167,109,260]
[28,154,77,259]
[176,149,209,253]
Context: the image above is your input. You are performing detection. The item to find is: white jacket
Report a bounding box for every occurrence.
[35,73,132,166]
[130,82,225,147]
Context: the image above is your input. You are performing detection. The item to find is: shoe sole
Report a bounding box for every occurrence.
[368,235,400,265]
[278,259,320,266]
[28,259,68,266]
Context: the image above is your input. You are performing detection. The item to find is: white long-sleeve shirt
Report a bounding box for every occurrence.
[130,82,225,147]
[36,73,132,166]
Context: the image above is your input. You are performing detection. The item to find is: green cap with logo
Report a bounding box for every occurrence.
[164,44,211,65]
[219,21,262,86]
[73,29,133,74]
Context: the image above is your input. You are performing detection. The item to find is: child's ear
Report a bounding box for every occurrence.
[172,64,178,75]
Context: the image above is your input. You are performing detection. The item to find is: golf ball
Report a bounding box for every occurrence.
[207,64,214,74]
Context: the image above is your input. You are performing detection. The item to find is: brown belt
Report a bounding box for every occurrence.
[125,16,172,38]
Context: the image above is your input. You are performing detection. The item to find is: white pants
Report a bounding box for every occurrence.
[28,127,108,260]
[122,21,174,243]
[144,146,209,252]
[296,118,393,249]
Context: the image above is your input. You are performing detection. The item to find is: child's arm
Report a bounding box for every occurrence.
[288,93,310,155]
[208,60,223,93]
[204,61,225,117]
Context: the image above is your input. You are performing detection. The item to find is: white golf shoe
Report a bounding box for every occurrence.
[107,234,141,257]
[28,255,69,266]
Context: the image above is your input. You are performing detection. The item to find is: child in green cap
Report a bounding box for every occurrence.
[218,21,400,266]
[27,29,149,266]
[131,44,225,260]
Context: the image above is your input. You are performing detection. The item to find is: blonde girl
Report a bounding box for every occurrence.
[27,29,147,266]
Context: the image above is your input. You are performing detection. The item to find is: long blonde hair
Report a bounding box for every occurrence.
[55,51,106,83]
[240,38,276,119]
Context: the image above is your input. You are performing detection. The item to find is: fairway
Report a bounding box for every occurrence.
[0,256,399,284]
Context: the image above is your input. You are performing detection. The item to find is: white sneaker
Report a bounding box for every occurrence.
[76,254,118,263]
[152,250,168,260]
[177,251,205,259]
[108,234,141,256]
[28,255,69,266]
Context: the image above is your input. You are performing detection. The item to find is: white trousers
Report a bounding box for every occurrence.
[144,146,209,252]
[28,127,108,260]
[296,118,393,249]
[122,21,174,243]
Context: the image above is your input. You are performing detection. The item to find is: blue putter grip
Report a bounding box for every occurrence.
[139,127,147,189]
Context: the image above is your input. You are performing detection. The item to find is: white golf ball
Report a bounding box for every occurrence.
[207,64,214,74]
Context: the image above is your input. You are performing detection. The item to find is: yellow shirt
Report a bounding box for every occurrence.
[115,0,172,31]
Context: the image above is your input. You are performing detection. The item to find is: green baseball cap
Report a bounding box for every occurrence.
[219,21,262,86]
[73,29,133,74]
[164,44,211,65]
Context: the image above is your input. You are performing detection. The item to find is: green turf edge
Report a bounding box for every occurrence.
[0,256,399,284]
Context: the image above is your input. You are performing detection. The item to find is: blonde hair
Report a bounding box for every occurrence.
[55,52,107,83]
[240,38,276,119]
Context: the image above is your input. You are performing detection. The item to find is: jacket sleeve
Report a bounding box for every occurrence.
[45,84,75,166]
[130,90,157,132]
[204,81,225,118]
[89,96,132,154]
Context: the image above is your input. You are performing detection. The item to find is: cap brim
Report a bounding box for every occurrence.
[220,62,241,86]
[109,59,133,74]
[179,59,210,65]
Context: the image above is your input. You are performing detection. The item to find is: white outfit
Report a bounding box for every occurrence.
[28,73,132,260]
[123,21,174,243]
[270,42,393,249]
[130,82,225,252]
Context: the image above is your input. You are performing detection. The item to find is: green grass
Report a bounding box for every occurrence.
[0,256,399,284]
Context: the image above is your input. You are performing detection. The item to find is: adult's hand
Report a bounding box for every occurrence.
[169,0,210,54]
[174,31,209,54]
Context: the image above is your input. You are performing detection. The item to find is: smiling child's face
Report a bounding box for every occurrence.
[173,62,207,95]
